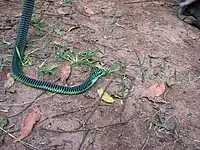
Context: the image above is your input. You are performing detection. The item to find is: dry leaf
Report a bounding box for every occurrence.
[97,88,115,103]
[145,82,166,98]
[57,6,71,15]
[59,62,71,83]
[57,7,66,15]
[15,107,41,142]
[4,73,15,90]
[84,6,95,15]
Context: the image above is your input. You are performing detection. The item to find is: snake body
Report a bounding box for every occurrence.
[11,0,105,94]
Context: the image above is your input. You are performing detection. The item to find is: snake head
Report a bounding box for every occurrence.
[90,68,105,84]
[93,68,105,77]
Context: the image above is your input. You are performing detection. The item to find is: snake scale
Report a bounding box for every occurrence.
[11,0,105,94]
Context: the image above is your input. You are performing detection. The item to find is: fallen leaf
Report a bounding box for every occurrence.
[97,88,115,103]
[84,6,95,15]
[68,26,80,32]
[57,7,66,15]
[4,73,15,90]
[59,62,71,83]
[145,82,166,98]
[15,107,41,142]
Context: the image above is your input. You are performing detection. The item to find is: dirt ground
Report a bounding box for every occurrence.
[0,0,200,150]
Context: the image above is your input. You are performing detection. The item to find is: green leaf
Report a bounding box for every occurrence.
[31,16,45,31]
[64,0,72,3]
[0,115,8,129]
[38,64,59,80]
[187,113,193,119]
[105,64,120,74]
[54,23,62,35]
[0,40,11,45]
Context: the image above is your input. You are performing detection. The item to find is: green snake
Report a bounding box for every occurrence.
[11,0,105,94]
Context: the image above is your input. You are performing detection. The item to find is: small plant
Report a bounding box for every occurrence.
[38,64,59,80]
[26,40,37,49]
[104,64,120,75]
[31,16,45,31]
[54,23,62,35]
[187,113,194,119]
[15,47,35,67]
[64,0,72,4]
[0,115,8,131]
[0,56,11,70]
[53,44,97,68]
[53,43,121,75]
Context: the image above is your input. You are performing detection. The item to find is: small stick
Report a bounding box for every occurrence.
[0,127,40,150]
[124,0,152,4]
[141,133,150,150]
[85,78,113,123]
[77,129,90,150]
[8,78,60,118]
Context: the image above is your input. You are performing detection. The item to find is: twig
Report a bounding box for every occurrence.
[40,127,85,134]
[133,49,146,82]
[24,48,40,60]
[41,112,139,134]
[180,131,200,143]
[0,127,40,150]
[76,117,134,150]
[124,0,153,4]
[118,74,135,122]
[51,105,96,118]
[141,133,150,150]
[85,78,113,123]
[0,109,8,113]
[86,131,97,149]
[0,27,13,30]
[77,129,90,150]
[0,93,55,107]
[74,78,113,149]
[8,78,60,118]
[190,76,200,82]
[40,120,127,134]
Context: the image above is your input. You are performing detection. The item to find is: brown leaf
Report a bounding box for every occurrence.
[15,107,41,142]
[4,73,15,90]
[145,82,166,98]
[59,62,71,83]
[84,6,95,15]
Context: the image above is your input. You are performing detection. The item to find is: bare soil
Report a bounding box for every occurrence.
[0,0,200,150]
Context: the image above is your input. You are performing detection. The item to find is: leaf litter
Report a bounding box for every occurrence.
[15,107,41,142]
[59,62,71,83]
[143,81,166,100]
[97,88,115,103]
[84,6,95,15]
[4,73,15,91]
